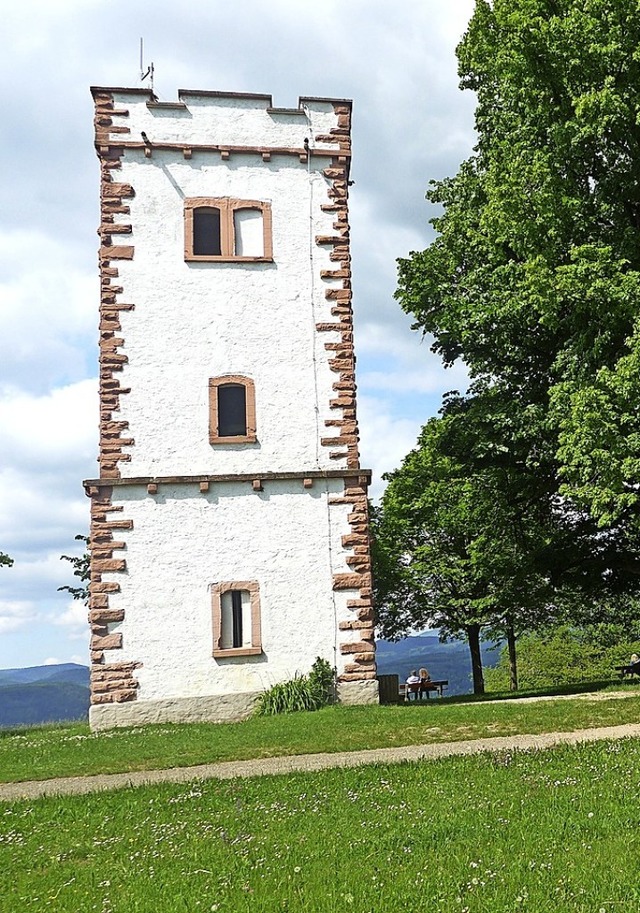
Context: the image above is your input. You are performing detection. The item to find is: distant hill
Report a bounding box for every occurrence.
[0,664,89,728]
[376,634,502,696]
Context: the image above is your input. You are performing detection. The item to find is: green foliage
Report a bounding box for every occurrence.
[255,657,336,716]
[486,624,640,690]
[58,535,90,603]
[307,656,336,705]
[396,0,640,588]
[372,403,564,692]
[0,552,13,569]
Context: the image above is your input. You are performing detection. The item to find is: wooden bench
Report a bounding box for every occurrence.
[376,674,449,704]
[399,680,448,700]
[615,664,640,679]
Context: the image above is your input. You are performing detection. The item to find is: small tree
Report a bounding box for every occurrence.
[373,399,560,694]
[0,552,13,569]
[58,535,90,603]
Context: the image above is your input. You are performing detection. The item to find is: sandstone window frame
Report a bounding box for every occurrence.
[184,197,273,262]
[212,581,262,658]
[209,375,257,444]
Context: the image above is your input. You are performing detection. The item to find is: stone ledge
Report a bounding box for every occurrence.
[336,679,379,706]
[90,691,260,731]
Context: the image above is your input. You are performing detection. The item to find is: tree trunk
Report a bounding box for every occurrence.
[467,623,485,694]
[506,619,518,691]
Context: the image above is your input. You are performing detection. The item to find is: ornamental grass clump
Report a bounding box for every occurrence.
[255,658,336,715]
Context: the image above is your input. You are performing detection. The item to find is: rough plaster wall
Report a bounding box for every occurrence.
[114,151,343,476]
[117,94,339,150]
[100,479,358,700]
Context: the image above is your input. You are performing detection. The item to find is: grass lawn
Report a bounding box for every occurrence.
[1,685,640,784]
[2,738,640,912]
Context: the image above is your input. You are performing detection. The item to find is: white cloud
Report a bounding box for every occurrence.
[0,600,39,635]
[0,378,97,472]
[0,231,96,393]
[358,395,425,501]
[52,601,88,630]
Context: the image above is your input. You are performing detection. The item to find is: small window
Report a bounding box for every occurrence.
[212,581,262,658]
[185,198,272,262]
[218,384,247,437]
[193,207,221,256]
[209,375,256,444]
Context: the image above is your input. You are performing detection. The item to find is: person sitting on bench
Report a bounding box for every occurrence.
[406,670,420,701]
[622,653,640,677]
[418,667,432,699]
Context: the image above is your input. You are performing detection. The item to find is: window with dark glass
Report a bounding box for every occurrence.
[185,198,272,262]
[192,207,221,256]
[231,590,243,648]
[217,384,247,437]
[209,375,257,444]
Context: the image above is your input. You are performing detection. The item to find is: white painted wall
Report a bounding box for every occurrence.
[96,92,367,709]
[100,480,359,700]
[110,112,347,476]
[116,93,340,151]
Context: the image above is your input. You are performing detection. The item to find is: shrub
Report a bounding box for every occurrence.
[255,657,336,716]
[485,625,640,691]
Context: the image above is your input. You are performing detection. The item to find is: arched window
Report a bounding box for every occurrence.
[209,375,257,444]
[185,198,272,262]
[192,207,221,256]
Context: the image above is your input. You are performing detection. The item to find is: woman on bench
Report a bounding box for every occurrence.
[419,667,433,699]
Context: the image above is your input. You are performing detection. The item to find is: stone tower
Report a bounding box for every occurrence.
[85,86,377,729]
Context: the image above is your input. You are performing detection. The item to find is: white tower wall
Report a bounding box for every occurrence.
[86,88,377,729]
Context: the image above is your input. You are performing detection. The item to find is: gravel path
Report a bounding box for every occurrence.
[3,720,640,802]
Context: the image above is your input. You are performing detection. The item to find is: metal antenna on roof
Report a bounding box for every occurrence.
[139,38,155,95]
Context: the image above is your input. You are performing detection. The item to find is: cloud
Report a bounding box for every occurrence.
[358,395,425,501]
[52,601,88,630]
[0,600,39,635]
[0,231,97,393]
[0,378,97,473]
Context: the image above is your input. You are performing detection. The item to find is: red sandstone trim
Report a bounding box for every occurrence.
[315,104,359,471]
[88,91,139,706]
[313,105,375,684]
[330,474,376,682]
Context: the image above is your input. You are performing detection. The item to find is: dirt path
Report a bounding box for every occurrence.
[3,720,640,802]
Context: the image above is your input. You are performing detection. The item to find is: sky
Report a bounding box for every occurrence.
[0,0,477,670]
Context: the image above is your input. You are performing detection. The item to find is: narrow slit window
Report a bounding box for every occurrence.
[213,582,262,657]
[231,590,243,648]
[218,384,247,437]
[193,207,221,256]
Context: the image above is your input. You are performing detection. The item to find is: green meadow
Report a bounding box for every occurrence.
[2,738,640,912]
[2,688,640,784]
[0,686,640,783]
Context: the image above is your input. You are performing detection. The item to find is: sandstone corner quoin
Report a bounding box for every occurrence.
[84,86,377,729]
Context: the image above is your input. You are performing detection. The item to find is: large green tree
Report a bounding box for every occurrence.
[396,0,640,571]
